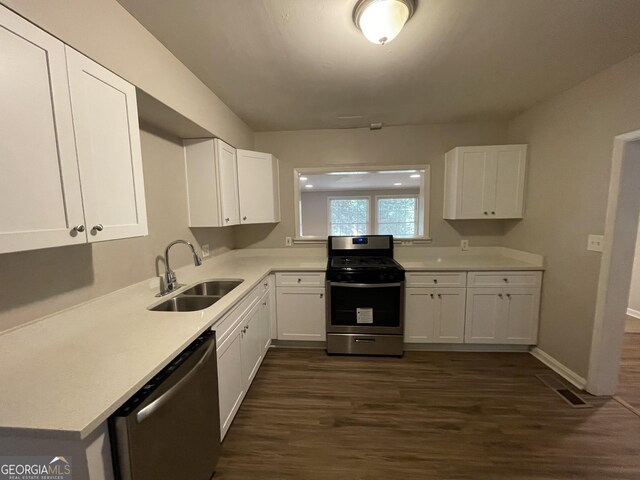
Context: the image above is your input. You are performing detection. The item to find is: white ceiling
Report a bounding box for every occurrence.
[118,0,640,132]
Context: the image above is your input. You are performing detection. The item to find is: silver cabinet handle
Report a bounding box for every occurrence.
[262,302,267,306]
[225,218,230,223]
[297,278,302,283]
[71,225,85,234]
[320,293,324,298]
[484,211,488,215]
[491,211,496,215]
[506,293,511,299]
[136,337,216,423]
[438,293,442,298]
[433,279,438,284]
[503,278,508,283]
[264,282,268,287]
[243,216,247,221]
[498,293,503,298]
[430,293,434,298]
[93,224,104,232]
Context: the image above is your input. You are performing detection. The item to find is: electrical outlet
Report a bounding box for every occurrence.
[285,236,293,247]
[201,244,210,257]
[587,234,604,252]
[461,239,469,251]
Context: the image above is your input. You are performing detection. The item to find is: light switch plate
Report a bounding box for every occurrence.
[587,234,604,252]
[285,236,293,247]
[202,244,210,257]
[461,239,469,251]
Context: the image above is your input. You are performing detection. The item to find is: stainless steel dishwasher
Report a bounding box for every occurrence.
[109,329,220,480]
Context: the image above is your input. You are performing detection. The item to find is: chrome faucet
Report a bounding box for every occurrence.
[158,240,203,296]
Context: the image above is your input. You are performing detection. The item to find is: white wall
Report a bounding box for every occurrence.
[241,122,510,249]
[505,52,640,378]
[0,0,253,149]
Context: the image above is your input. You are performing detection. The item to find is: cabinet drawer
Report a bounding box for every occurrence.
[467,271,542,288]
[406,272,466,288]
[213,283,262,344]
[275,272,325,287]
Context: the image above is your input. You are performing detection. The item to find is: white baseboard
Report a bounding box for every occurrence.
[529,347,587,390]
[627,309,640,332]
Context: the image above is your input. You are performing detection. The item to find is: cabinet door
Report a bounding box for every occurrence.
[433,288,466,343]
[493,146,526,218]
[241,302,263,388]
[215,139,240,226]
[458,148,493,219]
[0,7,85,253]
[404,288,436,343]
[464,288,504,343]
[259,293,272,356]
[276,287,326,341]
[66,47,147,242]
[502,288,540,344]
[237,150,280,224]
[217,323,245,440]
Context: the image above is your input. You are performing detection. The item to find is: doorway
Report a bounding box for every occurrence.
[587,133,640,397]
[615,222,640,411]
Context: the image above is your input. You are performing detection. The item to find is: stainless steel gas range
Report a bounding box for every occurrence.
[325,235,405,356]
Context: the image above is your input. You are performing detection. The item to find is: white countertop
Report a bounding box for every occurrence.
[0,247,542,440]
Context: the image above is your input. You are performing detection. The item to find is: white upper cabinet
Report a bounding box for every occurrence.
[66,47,148,242]
[443,145,527,220]
[184,140,281,227]
[184,138,240,227]
[0,6,85,253]
[237,150,280,224]
[0,7,147,254]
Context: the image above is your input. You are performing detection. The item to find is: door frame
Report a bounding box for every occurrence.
[587,130,640,395]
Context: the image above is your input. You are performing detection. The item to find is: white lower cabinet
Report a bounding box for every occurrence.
[405,270,542,345]
[217,321,245,439]
[216,280,273,440]
[405,288,466,343]
[276,286,326,341]
[464,271,542,345]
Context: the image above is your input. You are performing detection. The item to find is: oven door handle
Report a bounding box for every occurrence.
[329,282,402,288]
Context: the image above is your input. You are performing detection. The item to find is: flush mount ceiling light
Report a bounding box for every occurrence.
[353,0,416,45]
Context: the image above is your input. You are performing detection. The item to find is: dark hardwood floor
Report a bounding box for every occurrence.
[617,331,640,413]
[216,348,640,480]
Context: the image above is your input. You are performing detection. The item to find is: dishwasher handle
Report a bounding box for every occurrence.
[136,336,216,423]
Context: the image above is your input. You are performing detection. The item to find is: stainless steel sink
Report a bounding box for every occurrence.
[148,279,243,312]
[149,295,220,312]
[181,280,243,297]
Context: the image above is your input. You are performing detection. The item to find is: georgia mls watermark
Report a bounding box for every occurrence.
[0,456,72,480]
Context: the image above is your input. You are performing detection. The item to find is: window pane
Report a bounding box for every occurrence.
[330,198,369,236]
[377,197,417,238]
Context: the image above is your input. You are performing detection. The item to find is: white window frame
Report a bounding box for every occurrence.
[327,196,371,236]
[294,164,431,242]
[375,194,419,238]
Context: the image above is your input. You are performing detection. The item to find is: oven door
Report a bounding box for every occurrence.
[327,281,404,335]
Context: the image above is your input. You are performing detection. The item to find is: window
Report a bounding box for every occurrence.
[376,196,418,238]
[294,165,430,240]
[328,197,370,235]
